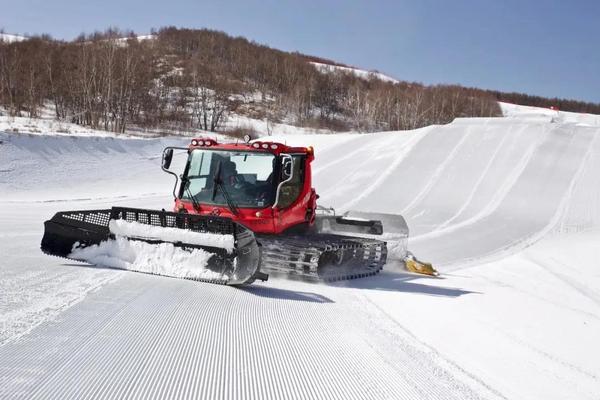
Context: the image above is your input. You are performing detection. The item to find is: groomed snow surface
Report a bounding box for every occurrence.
[1,104,600,399]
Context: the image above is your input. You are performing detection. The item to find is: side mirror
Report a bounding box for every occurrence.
[162,148,174,170]
[160,146,190,200]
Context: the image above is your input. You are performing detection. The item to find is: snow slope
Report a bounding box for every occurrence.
[274,118,598,266]
[1,104,600,399]
[0,115,126,136]
[500,101,600,127]
[0,33,28,43]
[311,61,400,83]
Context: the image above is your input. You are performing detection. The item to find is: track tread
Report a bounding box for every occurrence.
[257,233,387,282]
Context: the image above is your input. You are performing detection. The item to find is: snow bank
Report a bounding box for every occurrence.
[224,113,335,135]
[70,237,228,281]
[0,115,121,136]
[0,131,186,202]
[0,33,27,43]
[500,102,600,127]
[109,219,235,253]
[67,219,234,281]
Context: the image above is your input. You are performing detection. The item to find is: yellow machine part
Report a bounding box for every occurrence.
[404,257,439,276]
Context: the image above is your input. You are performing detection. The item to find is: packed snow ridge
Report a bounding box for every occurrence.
[70,238,227,281]
[108,219,235,252]
[68,219,235,281]
[0,33,28,43]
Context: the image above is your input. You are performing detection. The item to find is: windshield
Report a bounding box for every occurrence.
[180,149,276,208]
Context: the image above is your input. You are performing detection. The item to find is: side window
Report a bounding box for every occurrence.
[278,155,305,209]
[181,151,211,197]
[189,151,210,177]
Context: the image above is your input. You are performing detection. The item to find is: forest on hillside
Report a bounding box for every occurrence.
[3,26,579,134]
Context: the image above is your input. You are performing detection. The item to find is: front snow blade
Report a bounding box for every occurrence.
[41,207,264,285]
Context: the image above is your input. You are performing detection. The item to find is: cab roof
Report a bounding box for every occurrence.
[188,137,313,157]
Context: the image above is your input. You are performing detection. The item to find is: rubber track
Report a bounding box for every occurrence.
[257,233,387,282]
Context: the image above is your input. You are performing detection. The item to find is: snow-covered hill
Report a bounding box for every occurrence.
[1,105,599,399]
[310,61,400,83]
[0,33,28,43]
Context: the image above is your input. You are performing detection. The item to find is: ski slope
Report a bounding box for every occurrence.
[1,105,600,399]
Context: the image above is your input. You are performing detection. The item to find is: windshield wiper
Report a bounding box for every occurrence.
[211,161,222,202]
[211,161,239,216]
[218,182,240,216]
[178,175,201,211]
[186,185,201,211]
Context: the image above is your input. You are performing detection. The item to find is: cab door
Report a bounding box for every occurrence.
[273,154,312,233]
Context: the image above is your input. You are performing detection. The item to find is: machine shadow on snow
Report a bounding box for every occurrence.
[327,271,478,297]
[60,261,471,298]
[240,286,334,303]
[60,262,336,303]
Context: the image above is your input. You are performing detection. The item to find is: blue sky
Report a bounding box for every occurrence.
[1,0,599,103]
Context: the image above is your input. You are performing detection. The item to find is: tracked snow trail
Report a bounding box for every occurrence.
[0,267,498,400]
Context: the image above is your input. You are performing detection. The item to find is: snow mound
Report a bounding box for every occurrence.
[0,115,127,136]
[67,219,235,281]
[500,102,600,127]
[70,237,227,281]
[109,219,235,253]
[0,33,27,43]
[0,131,185,202]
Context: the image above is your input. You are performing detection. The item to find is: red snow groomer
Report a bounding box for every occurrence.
[41,136,436,285]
